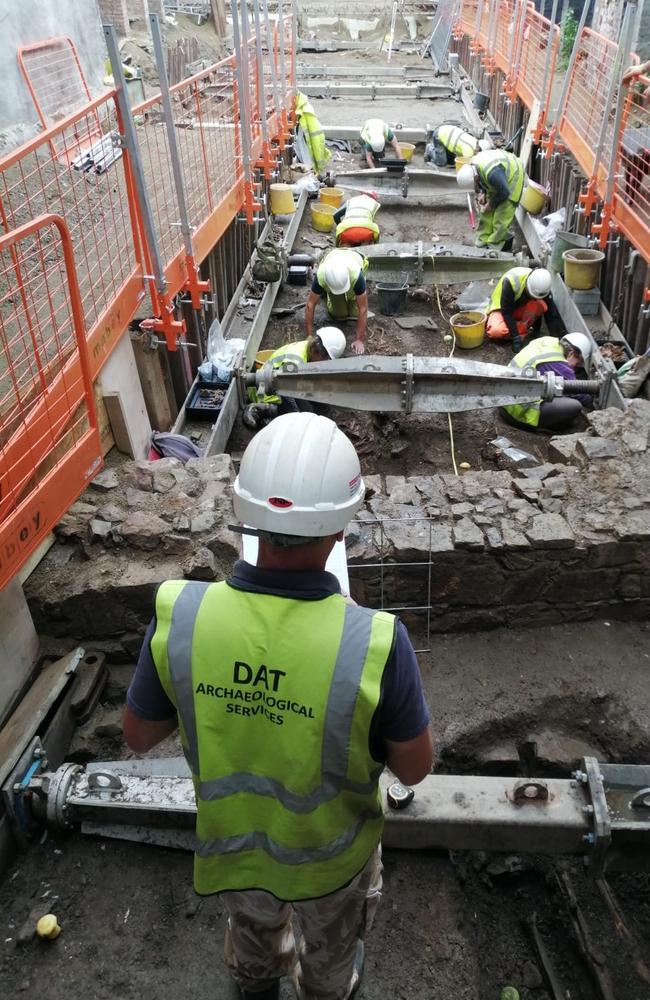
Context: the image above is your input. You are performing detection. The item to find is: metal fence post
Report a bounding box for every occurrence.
[252,0,271,169]
[539,0,559,122]
[230,0,254,207]
[262,0,282,120]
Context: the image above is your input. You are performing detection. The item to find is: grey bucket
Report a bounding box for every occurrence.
[549,230,589,272]
[377,281,408,315]
[473,92,489,112]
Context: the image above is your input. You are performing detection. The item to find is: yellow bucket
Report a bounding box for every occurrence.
[520,180,548,215]
[255,349,274,369]
[562,248,605,290]
[455,154,473,173]
[310,200,336,232]
[269,183,295,215]
[400,142,415,162]
[449,311,486,349]
[319,186,344,208]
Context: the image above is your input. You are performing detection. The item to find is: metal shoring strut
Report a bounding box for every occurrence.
[262,0,285,151]
[149,12,210,325]
[251,0,274,177]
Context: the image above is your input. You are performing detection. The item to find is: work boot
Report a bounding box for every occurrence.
[239,982,280,1000]
[242,404,263,430]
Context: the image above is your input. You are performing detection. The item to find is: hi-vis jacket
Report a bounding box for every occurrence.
[151,580,396,900]
[248,339,310,405]
[295,92,331,172]
[504,336,565,427]
[335,195,381,243]
[472,149,525,205]
[488,267,532,313]
[316,248,368,299]
[436,125,477,158]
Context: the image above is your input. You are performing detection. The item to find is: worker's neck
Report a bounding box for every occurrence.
[257,536,338,573]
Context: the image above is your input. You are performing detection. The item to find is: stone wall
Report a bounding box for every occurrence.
[97,0,130,36]
[25,401,650,659]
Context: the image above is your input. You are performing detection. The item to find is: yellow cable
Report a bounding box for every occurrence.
[433,282,459,477]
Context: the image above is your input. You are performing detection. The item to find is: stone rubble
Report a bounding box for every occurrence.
[24,401,650,648]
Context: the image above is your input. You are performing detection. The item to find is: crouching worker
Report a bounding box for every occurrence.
[306,247,369,355]
[334,194,381,248]
[360,118,402,168]
[487,266,552,352]
[425,125,489,167]
[123,412,433,1000]
[503,332,594,431]
[243,327,347,430]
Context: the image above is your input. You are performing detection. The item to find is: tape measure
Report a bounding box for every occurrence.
[387,781,415,810]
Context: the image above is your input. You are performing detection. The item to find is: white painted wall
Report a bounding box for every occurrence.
[0,0,107,152]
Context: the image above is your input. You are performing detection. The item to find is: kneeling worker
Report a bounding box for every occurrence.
[457,149,525,250]
[360,118,402,168]
[334,194,381,247]
[425,125,488,167]
[306,248,369,355]
[504,332,593,431]
[243,327,346,430]
[487,266,552,352]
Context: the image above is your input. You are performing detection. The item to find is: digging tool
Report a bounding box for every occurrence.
[467,192,476,229]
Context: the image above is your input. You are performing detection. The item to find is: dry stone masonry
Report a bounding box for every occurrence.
[25,401,650,657]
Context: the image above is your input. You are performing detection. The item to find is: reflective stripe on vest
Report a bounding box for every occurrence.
[505,337,565,426]
[476,151,525,202]
[437,125,477,158]
[488,267,532,313]
[151,581,394,898]
[317,249,367,297]
[335,197,380,241]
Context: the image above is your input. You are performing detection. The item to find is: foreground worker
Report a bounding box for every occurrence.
[123,412,433,1000]
[486,266,552,352]
[360,117,402,168]
[243,327,347,430]
[306,248,369,355]
[457,149,525,250]
[333,193,381,247]
[504,332,593,430]
[425,124,488,167]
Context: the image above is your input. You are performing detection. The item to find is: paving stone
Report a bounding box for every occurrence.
[450,502,473,518]
[587,407,625,439]
[125,487,154,507]
[500,521,531,550]
[525,513,575,549]
[190,511,218,534]
[128,461,155,492]
[69,501,98,516]
[621,429,648,453]
[118,511,169,550]
[363,474,383,498]
[541,477,568,499]
[96,503,125,523]
[186,454,234,482]
[539,498,562,513]
[452,518,484,550]
[614,511,650,541]
[183,546,218,580]
[576,437,622,464]
[89,519,113,543]
[90,468,119,491]
[476,498,505,514]
[513,479,543,502]
[387,479,420,505]
[484,526,505,550]
[173,515,191,532]
[548,433,587,464]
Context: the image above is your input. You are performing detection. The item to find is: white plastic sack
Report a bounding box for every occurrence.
[206,317,245,380]
[293,173,322,196]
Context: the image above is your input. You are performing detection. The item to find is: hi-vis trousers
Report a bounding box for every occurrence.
[222,847,383,1000]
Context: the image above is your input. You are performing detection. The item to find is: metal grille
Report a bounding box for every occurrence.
[516,7,560,121]
[423,0,459,72]
[0,215,101,588]
[18,37,102,164]
[611,76,650,261]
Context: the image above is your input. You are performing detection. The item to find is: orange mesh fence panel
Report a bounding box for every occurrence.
[611,78,650,260]
[18,37,102,165]
[456,0,479,36]
[492,0,517,74]
[0,214,101,588]
[557,28,619,180]
[516,8,559,119]
[0,93,144,376]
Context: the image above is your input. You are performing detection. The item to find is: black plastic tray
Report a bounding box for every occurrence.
[185,383,226,421]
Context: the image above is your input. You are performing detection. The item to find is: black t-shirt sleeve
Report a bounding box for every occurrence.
[311,275,325,295]
[353,272,367,295]
[369,619,430,760]
[126,617,177,721]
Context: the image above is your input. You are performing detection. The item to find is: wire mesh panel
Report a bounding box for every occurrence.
[492,0,517,73]
[0,94,144,373]
[611,76,650,260]
[558,28,619,179]
[18,37,102,164]
[424,0,459,72]
[516,8,559,121]
[0,215,101,588]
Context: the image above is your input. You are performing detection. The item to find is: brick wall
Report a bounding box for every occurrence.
[127,0,150,22]
[97,0,129,36]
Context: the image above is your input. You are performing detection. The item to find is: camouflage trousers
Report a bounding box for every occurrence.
[222,846,383,1000]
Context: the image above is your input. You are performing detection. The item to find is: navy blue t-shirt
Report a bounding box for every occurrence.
[127,560,430,762]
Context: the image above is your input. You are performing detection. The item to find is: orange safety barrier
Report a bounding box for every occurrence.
[610,75,650,259]
[515,7,559,129]
[0,214,101,588]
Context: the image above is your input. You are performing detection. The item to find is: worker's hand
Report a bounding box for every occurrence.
[476,193,488,210]
[352,339,365,355]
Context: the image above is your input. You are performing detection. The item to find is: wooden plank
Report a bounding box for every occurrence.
[18,532,56,584]
[94,382,115,457]
[0,648,83,789]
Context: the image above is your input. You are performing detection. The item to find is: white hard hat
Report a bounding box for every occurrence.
[477,138,491,152]
[233,413,365,538]
[527,268,552,298]
[322,255,351,295]
[368,122,386,153]
[457,163,477,190]
[317,326,346,359]
[562,332,592,365]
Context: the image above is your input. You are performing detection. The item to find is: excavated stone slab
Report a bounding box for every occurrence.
[524,513,575,549]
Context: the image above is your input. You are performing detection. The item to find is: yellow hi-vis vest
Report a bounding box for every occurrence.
[473,150,525,203]
[335,195,381,244]
[504,336,565,427]
[151,580,395,900]
[317,249,368,298]
[488,267,532,313]
[295,92,331,172]
[437,125,478,159]
[248,339,310,405]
